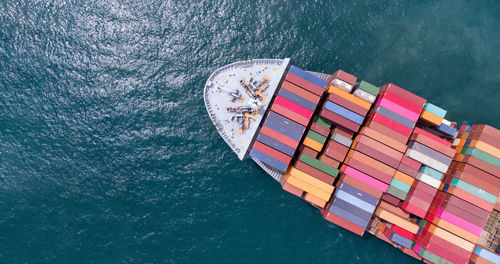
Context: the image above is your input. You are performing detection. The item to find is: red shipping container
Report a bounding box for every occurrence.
[447,169,500,197]
[332,126,355,139]
[327,93,368,116]
[457,154,500,180]
[469,130,500,149]
[331,70,357,85]
[310,122,330,137]
[401,247,422,260]
[381,193,401,207]
[370,113,412,137]
[345,157,393,184]
[360,126,408,153]
[324,140,349,162]
[453,162,500,195]
[390,224,415,240]
[299,145,319,158]
[253,141,292,164]
[381,83,426,107]
[281,81,321,104]
[337,174,383,199]
[319,155,341,168]
[270,103,310,127]
[401,201,428,218]
[366,120,408,143]
[412,127,452,147]
[397,164,419,178]
[472,124,500,138]
[354,141,401,169]
[295,161,335,185]
[285,73,324,96]
[282,182,303,197]
[447,186,494,212]
[274,96,313,119]
[380,90,423,114]
[320,108,360,132]
[323,210,365,236]
[410,133,455,157]
[259,126,300,149]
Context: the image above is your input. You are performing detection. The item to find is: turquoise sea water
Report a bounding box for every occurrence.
[1,1,499,263]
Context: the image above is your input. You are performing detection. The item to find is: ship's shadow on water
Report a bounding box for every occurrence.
[0,0,499,263]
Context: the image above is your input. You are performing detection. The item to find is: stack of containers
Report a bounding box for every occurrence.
[426,192,489,244]
[322,172,384,236]
[353,81,380,104]
[284,152,339,208]
[367,83,426,144]
[400,127,455,218]
[420,102,457,140]
[374,201,420,241]
[420,102,446,126]
[470,246,500,264]
[412,124,498,263]
[321,71,372,134]
[446,125,500,213]
[328,70,357,93]
[413,221,476,264]
[250,65,326,174]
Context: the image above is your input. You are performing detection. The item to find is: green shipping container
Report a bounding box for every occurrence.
[306,130,327,144]
[389,178,411,193]
[419,165,443,181]
[312,115,332,129]
[387,185,408,200]
[358,81,380,96]
[462,147,500,168]
[299,153,339,177]
[451,178,497,204]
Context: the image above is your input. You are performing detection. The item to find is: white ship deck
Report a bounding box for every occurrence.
[204,58,290,160]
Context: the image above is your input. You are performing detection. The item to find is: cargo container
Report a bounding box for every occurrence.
[281,81,321,104]
[205,60,500,264]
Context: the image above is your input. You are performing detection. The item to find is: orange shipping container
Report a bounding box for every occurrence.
[431,216,479,244]
[360,126,408,153]
[427,224,475,252]
[288,167,335,193]
[284,174,332,201]
[327,86,371,110]
[394,171,415,186]
[420,110,443,126]
[304,192,327,208]
[374,207,419,234]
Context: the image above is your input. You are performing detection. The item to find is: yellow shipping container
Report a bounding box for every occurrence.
[289,167,335,193]
[303,137,323,152]
[284,174,331,201]
[374,207,419,234]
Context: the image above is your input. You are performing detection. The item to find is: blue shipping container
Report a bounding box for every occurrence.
[374,106,415,129]
[249,149,287,172]
[338,182,379,205]
[256,133,295,156]
[325,101,364,124]
[278,88,317,111]
[264,112,304,141]
[289,65,327,88]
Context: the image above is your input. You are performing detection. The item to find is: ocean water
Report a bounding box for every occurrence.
[0,0,499,263]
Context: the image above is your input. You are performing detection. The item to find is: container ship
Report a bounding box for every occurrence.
[204,58,500,264]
